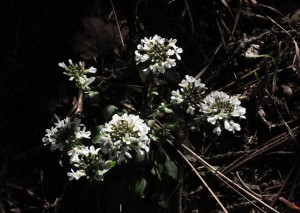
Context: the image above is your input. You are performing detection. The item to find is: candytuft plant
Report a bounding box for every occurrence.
[43,34,246,211]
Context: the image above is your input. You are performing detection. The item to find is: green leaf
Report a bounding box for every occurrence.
[151,162,164,181]
[139,66,150,82]
[87,90,98,96]
[163,107,173,114]
[87,91,101,106]
[135,178,147,198]
[150,111,160,118]
[135,16,145,32]
[91,125,104,144]
[164,151,178,180]
[103,105,118,121]
[135,152,146,162]
[158,194,168,208]
[147,119,156,127]
[150,134,158,142]
[165,158,178,180]
[97,168,110,176]
[254,71,260,81]
[109,160,117,168]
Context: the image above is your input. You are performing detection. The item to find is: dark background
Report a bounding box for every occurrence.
[1,0,300,212]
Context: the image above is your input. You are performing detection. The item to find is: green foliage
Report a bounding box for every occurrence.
[139,65,150,82]
[164,151,178,180]
[134,178,147,198]
[103,104,118,121]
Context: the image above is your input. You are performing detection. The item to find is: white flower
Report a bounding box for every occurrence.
[165,58,176,68]
[174,48,183,60]
[58,60,97,91]
[68,147,81,163]
[213,126,222,136]
[87,66,97,73]
[67,169,86,181]
[171,75,206,115]
[58,62,68,70]
[88,145,100,155]
[135,35,183,74]
[98,114,150,164]
[75,126,91,139]
[224,120,241,133]
[171,90,183,103]
[200,91,246,135]
[186,106,195,115]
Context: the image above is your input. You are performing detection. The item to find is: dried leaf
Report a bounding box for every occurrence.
[280,85,293,97]
[220,0,229,8]
[244,44,260,58]
[73,18,129,59]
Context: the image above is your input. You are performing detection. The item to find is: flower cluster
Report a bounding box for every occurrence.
[200,91,246,135]
[42,117,91,151]
[67,145,115,181]
[135,35,183,74]
[43,117,115,181]
[58,59,97,91]
[97,114,150,165]
[171,75,207,115]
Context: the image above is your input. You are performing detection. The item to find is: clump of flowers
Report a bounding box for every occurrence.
[58,59,97,91]
[135,35,183,74]
[200,91,246,135]
[43,117,115,181]
[171,75,207,115]
[42,117,91,151]
[97,113,150,165]
[67,145,115,181]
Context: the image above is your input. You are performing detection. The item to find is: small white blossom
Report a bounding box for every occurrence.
[58,59,97,91]
[186,106,196,115]
[171,75,207,115]
[68,145,99,164]
[171,90,183,103]
[98,114,150,165]
[75,126,91,139]
[68,147,81,163]
[89,145,100,155]
[67,169,86,181]
[135,35,183,74]
[200,91,246,135]
[224,120,241,133]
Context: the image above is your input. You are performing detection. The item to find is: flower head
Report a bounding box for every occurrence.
[58,59,97,91]
[171,75,207,115]
[200,91,246,135]
[67,145,114,181]
[42,117,90,151]
[98,114,150,165]
[135,35,183,74]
